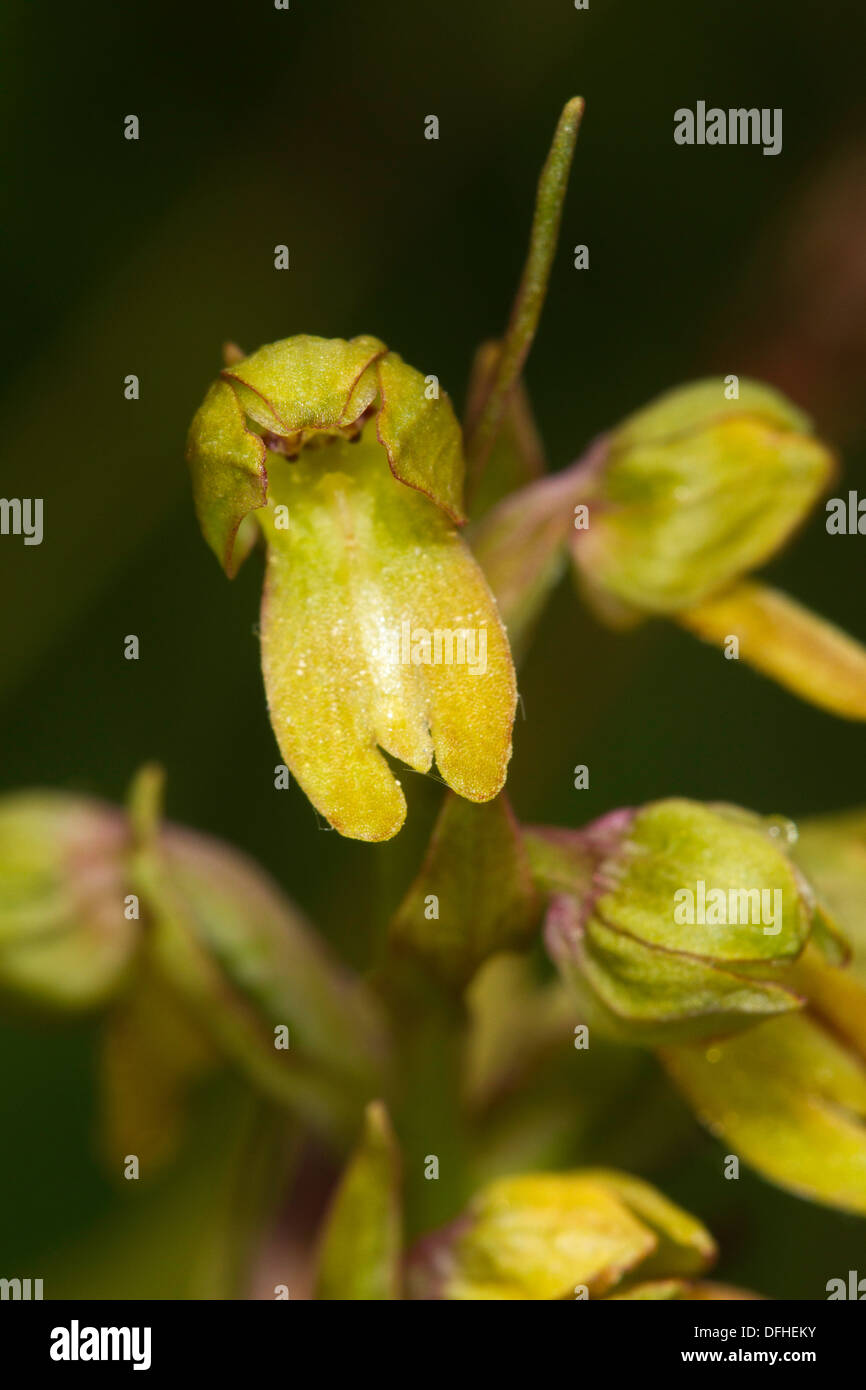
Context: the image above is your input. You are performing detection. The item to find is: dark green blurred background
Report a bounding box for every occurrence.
[2,0,865,1297]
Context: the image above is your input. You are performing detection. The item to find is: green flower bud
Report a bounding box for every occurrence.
[536,798,834,1044]
[0,772,387,1154]
[187,335,517,841]
[572,378,834,614]
[0,793,137,1010]
[405,1168,718,1300]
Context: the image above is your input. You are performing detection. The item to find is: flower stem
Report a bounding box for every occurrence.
[466,96,584,488]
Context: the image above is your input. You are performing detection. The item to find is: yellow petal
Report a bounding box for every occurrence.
[186,378,267,577]
[678,580,866,720]
[222,333,386,440]
[407,1168,714,1300]
[443,1173,657,1300]
[375,351,466,522]
[259,428,516,841]
[661,1013,866,1214]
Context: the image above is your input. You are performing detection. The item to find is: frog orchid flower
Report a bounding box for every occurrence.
[473,376,866,720]
[187,335,517,841]
[404,1168,749,1301]
[528,797,847,1044]
[570,378,835,616]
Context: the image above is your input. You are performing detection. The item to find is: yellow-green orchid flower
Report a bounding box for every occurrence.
[187,335,517,841]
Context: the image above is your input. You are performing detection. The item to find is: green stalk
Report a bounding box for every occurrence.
[466,96,585,488]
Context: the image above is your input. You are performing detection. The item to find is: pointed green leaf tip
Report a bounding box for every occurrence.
[538,798,834,1044]
[188,335,515,841]
[406,1168,715,1300]
[187,334,466,577]
[572,377,834,614]
[314,1101,402,1300]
